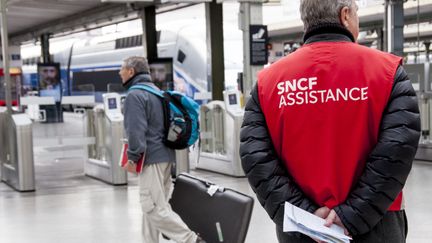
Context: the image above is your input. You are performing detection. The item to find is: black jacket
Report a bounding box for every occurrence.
[239,25,421,236]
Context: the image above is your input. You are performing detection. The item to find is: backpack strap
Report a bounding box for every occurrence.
[129,84,164,98]
[128,84,171,140]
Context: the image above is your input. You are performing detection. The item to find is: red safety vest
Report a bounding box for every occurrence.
[258,41,403,211]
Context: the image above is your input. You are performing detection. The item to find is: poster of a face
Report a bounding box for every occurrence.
[38,63,60,90]
[38,63,61,101]
[149,59,174,91]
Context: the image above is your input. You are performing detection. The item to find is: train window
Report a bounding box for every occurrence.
[137,35,142,46]
[177,49,186,63]
[115,38,126,49]
[132,36,137,47]
[74,70,124,92]
[115,35,142,49]
[123,37,128,48]
[11,54,20,60]
[122,38,127,48]
[127,37,131,48]
[130,35,142,47]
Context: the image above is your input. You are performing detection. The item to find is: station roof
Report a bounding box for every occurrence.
[4,0,184,45]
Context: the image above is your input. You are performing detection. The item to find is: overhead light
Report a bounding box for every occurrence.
[101,0,154,2]
[101,0,212,3]
[160,0,212,2]
[217,0,267,3]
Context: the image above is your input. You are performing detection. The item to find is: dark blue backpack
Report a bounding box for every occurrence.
[129,84,200,150]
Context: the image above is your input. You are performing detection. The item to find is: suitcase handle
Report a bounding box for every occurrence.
[176,173,225,193]
[202,178,224,192]
[204,181,213,187]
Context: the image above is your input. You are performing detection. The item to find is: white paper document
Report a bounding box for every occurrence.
[283,202,352,243]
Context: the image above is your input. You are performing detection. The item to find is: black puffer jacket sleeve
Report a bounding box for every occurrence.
[334,65,421,235]
[239,85,319,228]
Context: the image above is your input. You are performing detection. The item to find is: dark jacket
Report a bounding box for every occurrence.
[239,24,421,236]
[124,73,175,164]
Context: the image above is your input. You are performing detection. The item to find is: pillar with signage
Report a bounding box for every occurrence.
[249,25,268,66]
[39,33,63,123]
[239,1,265,100]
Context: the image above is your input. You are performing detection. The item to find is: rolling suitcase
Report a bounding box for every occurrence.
[170,173,254,243]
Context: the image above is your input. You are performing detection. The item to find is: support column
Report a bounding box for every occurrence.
[376,28,384,51]
[205,0,224,101]
[0,0,12,113]
[139,6,157,60]
[239,1,263,100]
[40,33,51,63]
[385,0,404,56]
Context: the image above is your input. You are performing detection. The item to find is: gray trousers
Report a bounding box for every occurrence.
[139,162,197,243]
[276,211,408,243]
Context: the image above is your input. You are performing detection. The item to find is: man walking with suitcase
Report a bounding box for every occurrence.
[120,56,206,243]
[240,0,420,242]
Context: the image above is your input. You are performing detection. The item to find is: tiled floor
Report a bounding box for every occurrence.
[1,114,431,243]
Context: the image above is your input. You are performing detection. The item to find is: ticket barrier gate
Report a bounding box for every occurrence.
[20,96,55,122]
[84,93,127,185]
[405,63,432,162]
[0,111,35,192]
[197,90,245,177]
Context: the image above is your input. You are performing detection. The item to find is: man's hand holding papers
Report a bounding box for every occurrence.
[283,202,352,243]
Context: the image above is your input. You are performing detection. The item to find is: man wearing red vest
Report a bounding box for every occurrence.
[240,0,420,242]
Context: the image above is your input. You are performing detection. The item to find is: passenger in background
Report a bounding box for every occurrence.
[119,56,206,243]
[240,0,420,242]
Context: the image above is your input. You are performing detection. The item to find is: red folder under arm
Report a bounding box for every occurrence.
[119,143,144,173]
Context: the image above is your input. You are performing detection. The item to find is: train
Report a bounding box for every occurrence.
[20,19,243,104]
[20,24,210,103]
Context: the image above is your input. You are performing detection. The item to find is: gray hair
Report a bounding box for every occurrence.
[122,56,149,74]
[300,0,355,31]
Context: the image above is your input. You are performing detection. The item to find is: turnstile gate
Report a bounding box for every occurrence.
[405,63,432,162]
[0,111,35,192]
[84,93,127,185]
[197,90,245,177]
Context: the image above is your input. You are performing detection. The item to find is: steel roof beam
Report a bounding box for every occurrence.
[9,3,143,45]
